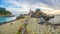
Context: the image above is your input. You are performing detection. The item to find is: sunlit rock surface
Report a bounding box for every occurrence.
[48,15,60,24]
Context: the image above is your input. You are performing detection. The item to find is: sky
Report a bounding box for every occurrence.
[0,0,60,14]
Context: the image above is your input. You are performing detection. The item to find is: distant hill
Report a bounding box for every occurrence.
[0,7,12,16]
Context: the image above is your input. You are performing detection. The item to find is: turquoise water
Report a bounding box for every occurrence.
[0,12,27,23]
[0,16,16,23]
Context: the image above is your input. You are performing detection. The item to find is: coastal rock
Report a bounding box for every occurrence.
[48,15,60,24]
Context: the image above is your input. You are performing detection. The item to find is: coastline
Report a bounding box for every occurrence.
[0,17,27,34]
[0,15,60,34]
[0,17,60,34]
[0,16,16,25]
[0,19,16,25]
[0,15,26,25]
[0,15,15,17]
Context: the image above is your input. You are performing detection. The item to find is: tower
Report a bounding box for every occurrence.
[29,9,33,17]
[29,9,32,15]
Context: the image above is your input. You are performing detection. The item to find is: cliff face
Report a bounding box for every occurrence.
[0,7,12,16]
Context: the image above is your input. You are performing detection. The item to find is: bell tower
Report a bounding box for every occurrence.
[29,9,32,14]
[29,9,33,17]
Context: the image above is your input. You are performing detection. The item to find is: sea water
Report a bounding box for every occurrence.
[0,16,16,23]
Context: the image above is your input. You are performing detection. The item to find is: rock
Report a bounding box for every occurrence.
[48,15,60,24]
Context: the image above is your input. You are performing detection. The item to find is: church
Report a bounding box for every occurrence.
[29,9,45,18]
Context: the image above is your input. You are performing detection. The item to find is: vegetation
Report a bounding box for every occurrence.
[0,7,11,16]
[16,18,60,34]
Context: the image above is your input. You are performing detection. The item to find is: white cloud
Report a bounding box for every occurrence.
[29,3,54,11]
[4,0,60,15]
[6,8,29,12]
[4,0,30,12]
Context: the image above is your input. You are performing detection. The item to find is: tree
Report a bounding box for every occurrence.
[0,7,12,16]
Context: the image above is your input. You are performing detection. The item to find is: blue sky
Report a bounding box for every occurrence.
[0,0,60,13]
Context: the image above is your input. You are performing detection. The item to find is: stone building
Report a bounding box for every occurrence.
[30,9,54,22]
[31,9,44,18]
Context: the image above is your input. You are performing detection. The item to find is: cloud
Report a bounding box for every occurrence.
[0,0,60,14]
[4,0,30,12]
[28,2,54,12]
[39,0,60,10]
[6,8,29,12]
[4,0,54,13]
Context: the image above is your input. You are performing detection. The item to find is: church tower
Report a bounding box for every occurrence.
[29,9,32,14]
[29,9,33,17]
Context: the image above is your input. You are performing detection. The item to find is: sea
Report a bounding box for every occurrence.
[0,12,28,23]
[0,16,16,23]
[0,13,18,23]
